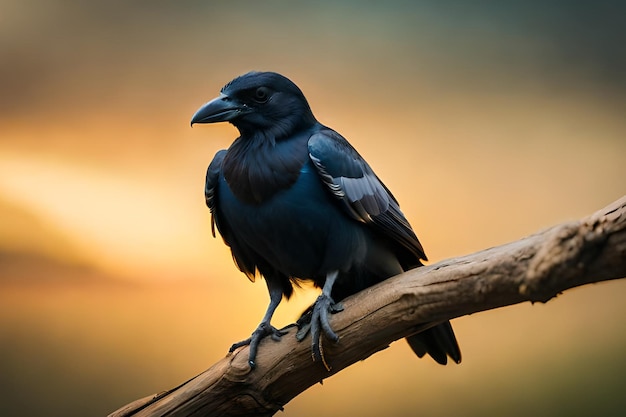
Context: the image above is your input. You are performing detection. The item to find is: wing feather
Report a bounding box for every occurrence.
[205,150,227,237]
[205,149,259,281]
[308,129,427,262]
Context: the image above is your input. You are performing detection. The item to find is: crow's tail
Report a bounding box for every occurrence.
[406,321,461,365]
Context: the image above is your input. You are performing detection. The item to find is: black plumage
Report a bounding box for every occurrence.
[192,71,461,368]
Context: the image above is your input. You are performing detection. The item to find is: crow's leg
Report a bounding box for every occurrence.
[229,280,286,368]
[309,270,344,368]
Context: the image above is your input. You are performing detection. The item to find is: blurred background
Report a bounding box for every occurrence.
[1,1,625,416]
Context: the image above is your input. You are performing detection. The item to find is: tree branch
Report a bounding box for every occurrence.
[109,195,626,417]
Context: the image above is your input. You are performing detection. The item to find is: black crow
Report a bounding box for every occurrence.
[191,71,461,369]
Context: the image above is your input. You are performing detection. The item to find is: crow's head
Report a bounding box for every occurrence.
[191,71,317,139]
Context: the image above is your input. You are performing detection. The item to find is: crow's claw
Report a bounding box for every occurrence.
[331,302,344,313]
[296,301,343,341]
[229,321,287,368]
[305,294,342,369]
[295,323,311,342]
[296,309,313,341]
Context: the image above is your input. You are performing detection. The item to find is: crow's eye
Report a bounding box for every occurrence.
[253,87,270,103]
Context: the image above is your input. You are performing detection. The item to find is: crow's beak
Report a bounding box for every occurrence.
[190,94,246,126]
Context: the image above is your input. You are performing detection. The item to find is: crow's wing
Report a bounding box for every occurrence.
[308,128,427,262]
[205,149,258,281]
[205,149,227,238]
